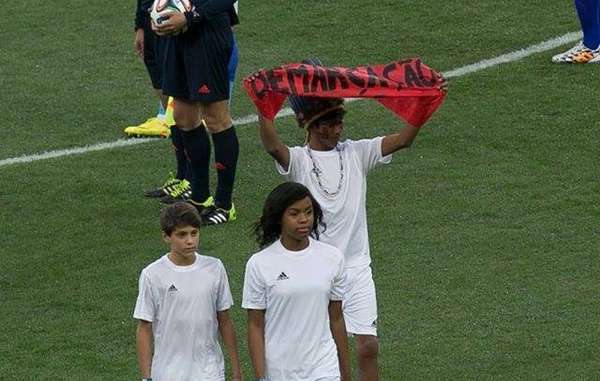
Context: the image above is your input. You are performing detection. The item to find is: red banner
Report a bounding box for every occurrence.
[242,59,446,128]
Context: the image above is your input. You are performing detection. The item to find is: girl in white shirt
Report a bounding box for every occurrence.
[242,181,351,381]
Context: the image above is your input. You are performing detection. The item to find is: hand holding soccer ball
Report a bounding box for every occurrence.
[150,0,192,36]
[151,12,187,36]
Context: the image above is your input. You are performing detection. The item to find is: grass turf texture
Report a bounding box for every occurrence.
[2,0,599,379]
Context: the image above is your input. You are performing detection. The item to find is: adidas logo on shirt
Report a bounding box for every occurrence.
[276,272,289,281]
[168,284,178,292]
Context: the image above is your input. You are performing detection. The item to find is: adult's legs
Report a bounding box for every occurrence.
[173,98,212,206]
[158,36,237,202]
[164,21,237,220]
[125,21,171,138]
[552,0,600,62]
[575,0,600,49]
[200,100,239,211]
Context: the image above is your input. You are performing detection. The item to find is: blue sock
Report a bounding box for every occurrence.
[156,102,165,118]
[575,0,600,49]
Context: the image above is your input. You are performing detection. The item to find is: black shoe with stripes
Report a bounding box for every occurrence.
[200,204,236,226]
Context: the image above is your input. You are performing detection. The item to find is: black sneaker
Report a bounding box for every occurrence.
[144,175,189,198]
[187,197,215,213]
[200,204,236,226]
[160,187,192,204]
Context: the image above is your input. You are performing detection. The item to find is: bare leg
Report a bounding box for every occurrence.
[355,335,379,381]
[172,98,203,130]
[199,100,232,133]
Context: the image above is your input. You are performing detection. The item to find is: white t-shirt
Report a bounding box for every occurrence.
[242,238,346,381]
[276,137,391,269]
[133,253,233,381]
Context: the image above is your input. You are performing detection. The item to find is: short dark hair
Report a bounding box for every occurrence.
[254,182,326,248]
[160,202,202,236]
[289,96,345,129]
[287,58,345,129]
[309,105,346,128]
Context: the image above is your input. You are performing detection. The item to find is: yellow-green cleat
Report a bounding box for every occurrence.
[160,179,192,204]
[144,173,185,198]
[189,196,216,214]
[124,117,170,138]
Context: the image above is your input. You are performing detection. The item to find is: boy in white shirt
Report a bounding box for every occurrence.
[253,59,447,381]
[134,202,241,381]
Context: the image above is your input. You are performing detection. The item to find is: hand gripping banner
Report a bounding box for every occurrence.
[243,59,446,128]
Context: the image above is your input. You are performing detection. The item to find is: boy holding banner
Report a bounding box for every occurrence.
[244,58,447,381]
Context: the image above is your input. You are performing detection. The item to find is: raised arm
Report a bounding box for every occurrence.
[380,124,422,156]
[329,301,351,381]
[217,309,242,381]
[247,309,267,379]
[136,320,153,379]
[381,74,448,156]
[258,114,290,170]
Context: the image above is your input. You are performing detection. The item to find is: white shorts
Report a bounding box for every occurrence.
[342,265,378,336]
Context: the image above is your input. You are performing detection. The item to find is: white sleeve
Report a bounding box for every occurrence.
[275,146,305,181]
[241,257,267,310]
[352,137,392,173]
[216,260,234,311]
[133,270,155,322]
[330,254,346,302]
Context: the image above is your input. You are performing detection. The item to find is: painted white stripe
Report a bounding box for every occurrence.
[0,31,580,169]
[443,31,581,78]
[0,138,154,167]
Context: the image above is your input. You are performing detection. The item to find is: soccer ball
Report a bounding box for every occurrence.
[150,0,192,26]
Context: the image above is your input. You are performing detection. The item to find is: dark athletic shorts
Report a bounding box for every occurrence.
[142,18,166,90]
[162,16,233,103]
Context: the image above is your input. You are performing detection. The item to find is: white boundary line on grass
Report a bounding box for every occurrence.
[0,31,580,169]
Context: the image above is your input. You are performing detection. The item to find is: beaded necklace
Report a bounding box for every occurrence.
[306,144,344,197]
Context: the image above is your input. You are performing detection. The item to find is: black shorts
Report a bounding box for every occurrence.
[142,18,166,90]
[162,18,233,103]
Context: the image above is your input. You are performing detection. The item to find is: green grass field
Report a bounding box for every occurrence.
[2,1,599,379]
